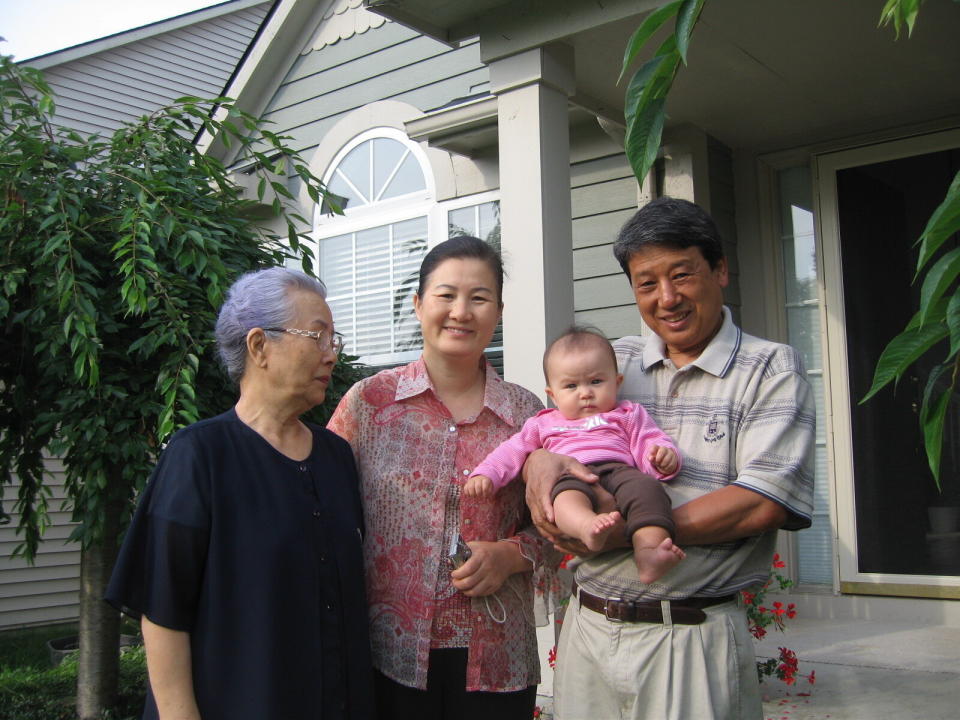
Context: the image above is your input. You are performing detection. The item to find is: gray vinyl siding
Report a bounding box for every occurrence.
[262,22,487,158]
[32,2,271,139]
[0,460,81,629]
[571,151,642,339]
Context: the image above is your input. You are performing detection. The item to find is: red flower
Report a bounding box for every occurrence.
[548,645,557,670]
[558,554,574,569]
[807,670,816,685]
[533,706,542,718]
[772,553,786,569]
[741,590,755,604]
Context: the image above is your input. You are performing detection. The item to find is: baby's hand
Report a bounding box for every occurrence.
[649,445,679,476]
[464,475,494,497]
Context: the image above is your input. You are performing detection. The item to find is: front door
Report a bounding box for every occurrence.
[817,129,960,597]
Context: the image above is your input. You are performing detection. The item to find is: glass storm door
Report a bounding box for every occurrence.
[817,130,960,597]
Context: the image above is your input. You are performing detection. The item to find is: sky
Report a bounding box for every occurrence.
[1,0,225,60]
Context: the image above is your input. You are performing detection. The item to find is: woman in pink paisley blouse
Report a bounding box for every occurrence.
[328,236,559,720]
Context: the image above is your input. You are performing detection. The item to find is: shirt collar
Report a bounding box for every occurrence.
[640,306,741,377]
[394,356,518,426]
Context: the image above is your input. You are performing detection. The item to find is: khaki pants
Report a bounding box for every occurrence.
[553,595,761,720]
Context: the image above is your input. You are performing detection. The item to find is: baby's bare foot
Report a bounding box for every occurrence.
[580,511,622,551]
[634,536,685,584]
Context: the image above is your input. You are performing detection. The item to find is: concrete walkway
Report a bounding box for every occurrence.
[755,616,960,720]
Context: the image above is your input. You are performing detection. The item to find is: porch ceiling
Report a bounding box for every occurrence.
[368,0,960,152]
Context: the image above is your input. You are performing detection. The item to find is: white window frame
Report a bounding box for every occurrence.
[313,128,500,367]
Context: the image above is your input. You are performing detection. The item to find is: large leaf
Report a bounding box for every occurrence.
[861,321,949,402]
[676,0,706,64]
[920,362,956,488]
[619,1,681,83]
[915,169,960,273]
[948,291,960,358]
[919,246,960,325]
[625,97,667,184]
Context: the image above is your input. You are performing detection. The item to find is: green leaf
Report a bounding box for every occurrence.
[915,169,960,273]
[624,97,667,185]
[919,363,955,488]
[919,247,960,324]
[619,0,681,83]
[948,291,960,358]
[861,322,949,403]
[676,0,706,65]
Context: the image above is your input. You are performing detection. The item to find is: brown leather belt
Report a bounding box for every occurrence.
[574,585,736,625]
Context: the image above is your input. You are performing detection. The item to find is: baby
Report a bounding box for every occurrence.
[465,326,685,583]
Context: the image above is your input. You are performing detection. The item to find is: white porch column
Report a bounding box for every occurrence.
[488,44,575,400]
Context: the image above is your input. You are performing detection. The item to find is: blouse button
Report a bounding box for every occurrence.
[299,464,307,472]
[463,518,472,525]
[313,510,321,518]
[448,425,456,433]
[462,469,470,476]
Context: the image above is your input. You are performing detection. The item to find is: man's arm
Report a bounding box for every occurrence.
[672,485,787,545]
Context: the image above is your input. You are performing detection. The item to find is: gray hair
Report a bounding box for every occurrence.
[215,266,328,383]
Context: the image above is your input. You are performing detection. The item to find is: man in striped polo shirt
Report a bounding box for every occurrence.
[525,197,815,719]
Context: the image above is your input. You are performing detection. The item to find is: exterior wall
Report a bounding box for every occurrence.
[569,124,640,339]
[0,460,81,628]
[263,20,489,160]
[27,1,271,138]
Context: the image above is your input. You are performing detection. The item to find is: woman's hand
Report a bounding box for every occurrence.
[451,540,532,597]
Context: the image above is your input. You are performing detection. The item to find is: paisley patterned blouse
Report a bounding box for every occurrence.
[328,357,560,692]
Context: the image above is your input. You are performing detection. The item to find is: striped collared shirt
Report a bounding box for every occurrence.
[574,307,815,601]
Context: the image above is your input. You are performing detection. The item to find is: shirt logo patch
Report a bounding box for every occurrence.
[704,414,726,444]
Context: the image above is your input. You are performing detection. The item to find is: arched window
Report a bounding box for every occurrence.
[315,128,500,368]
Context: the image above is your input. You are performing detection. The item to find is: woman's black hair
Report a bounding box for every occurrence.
[417,235,505,302]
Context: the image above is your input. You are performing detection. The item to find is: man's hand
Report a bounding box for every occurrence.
[522,449,598,542]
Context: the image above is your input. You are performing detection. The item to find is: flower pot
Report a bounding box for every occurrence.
[928,505,960,534]
[47,633,138,666]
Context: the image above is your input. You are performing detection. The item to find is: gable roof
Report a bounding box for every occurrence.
[20,0,274,139]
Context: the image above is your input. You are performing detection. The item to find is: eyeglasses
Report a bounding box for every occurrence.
[264,327,344,354]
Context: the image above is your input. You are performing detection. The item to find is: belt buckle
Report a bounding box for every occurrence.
[603,597,624,622]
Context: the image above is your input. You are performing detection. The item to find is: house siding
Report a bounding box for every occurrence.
[0,460,82,629]
[262,21,488,158]
[570,146,642,339]
[32,2,271,139]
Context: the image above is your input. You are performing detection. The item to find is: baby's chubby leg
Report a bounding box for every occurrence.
[632,526,685,584]
[554,489,622,552]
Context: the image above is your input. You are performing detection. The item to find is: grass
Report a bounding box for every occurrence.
[0,622,78,670]
[0,619,140,670]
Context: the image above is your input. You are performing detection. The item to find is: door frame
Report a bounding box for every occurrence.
[814,128,960,598]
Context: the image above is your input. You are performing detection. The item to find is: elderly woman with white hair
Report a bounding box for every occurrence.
[107,267,375,720]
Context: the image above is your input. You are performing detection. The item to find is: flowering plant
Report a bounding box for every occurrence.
[741,554,815,686]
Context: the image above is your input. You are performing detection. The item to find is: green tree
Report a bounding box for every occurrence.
[0,55,358,717]
[621,0,960,488]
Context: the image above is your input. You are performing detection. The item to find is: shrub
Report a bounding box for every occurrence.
[0,646,147,720]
